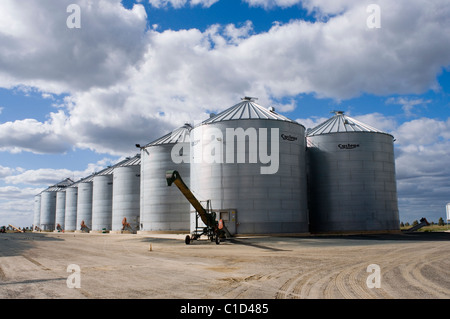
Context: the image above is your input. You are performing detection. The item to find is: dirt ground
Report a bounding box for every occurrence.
[0,231,449,299]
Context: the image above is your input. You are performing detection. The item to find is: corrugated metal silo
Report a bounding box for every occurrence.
[55,190,66,231]
[306,111,400,233]
[111,155,141,233]
[91,158,134,232]
[190,97,309,235]
[140,124,192,232]
[91,174,113,232]
[33,194,41,231]
[64,186,78,231]
[40,190,57,231]
[76,174,95,232]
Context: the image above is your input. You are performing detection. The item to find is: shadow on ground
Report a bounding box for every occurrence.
[0,232,64,257]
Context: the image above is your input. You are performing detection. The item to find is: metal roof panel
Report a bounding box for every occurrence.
[307,112,387,136]
[144,123,192,147]
[202,98,297,124]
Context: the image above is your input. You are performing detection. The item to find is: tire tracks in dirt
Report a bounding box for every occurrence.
[398,245,450,298]
[276,246,415,299]
[274,258,350,299]
[215,242,450,299]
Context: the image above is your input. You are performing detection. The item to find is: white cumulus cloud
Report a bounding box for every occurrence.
[1,0,450,159]
[0,0,148,94]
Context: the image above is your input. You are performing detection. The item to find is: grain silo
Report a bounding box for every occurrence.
[55,190,66,231]
[91,158,130,232]
[91,165,118,233]
[33,195,41,231]
[91,173,113,232]
[190,97,308,235]
[39,190,56,231]
[306,111,400,233]
[64,186,78,231]
[111,154,141,233]
[139,124,192,232]
[75,174,95,232]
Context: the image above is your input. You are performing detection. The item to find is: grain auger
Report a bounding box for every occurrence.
[166,170,231,244]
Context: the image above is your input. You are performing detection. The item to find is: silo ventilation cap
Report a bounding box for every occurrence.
[242,96,258,102]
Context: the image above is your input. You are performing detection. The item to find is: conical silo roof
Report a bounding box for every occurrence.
[41,178,74,193]
[117,153,141,166]
[202,97,297,124]
[307,111,388,136]
[94,154,141,177]
[144,123,192,147]
[69,173,96,187]
[96,159,129,176]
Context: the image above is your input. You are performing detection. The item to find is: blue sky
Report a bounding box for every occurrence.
[0,0,449,227]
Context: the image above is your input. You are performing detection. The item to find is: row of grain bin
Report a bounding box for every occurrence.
[33,155,141,233]
[33,98,400,235]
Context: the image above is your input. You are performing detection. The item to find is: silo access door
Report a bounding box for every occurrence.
[217,209,237,236]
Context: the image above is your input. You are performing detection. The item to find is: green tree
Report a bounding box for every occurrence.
[412,220,419,227]
[438,217,445,226]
